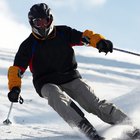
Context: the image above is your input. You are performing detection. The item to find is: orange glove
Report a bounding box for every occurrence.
[8,66,22,91]
[82,30,105,48]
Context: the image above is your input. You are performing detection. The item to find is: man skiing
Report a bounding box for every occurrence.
[7,3,130,140]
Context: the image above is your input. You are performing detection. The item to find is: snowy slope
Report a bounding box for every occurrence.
[0,47,140,140]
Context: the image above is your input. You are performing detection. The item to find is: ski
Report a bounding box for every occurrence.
[112,128,140,140]
[126,128,140,140]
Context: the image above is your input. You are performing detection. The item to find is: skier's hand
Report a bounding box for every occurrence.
[96,39,113,54]
[8,87,21,102]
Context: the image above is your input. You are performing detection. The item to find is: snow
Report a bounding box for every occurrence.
[0,46,140,139]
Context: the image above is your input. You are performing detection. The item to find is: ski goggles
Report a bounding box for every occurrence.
[32,18,52,28]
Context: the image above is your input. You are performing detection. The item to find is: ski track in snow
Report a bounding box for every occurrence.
[0,48,140,140]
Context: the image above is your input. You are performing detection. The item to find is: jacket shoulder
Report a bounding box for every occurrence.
[55,25,82,36]
[55,25,82,45]
[55,25,77,32]
[16,33,35,59]
[20,33,34,48]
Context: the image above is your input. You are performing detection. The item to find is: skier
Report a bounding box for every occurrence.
[7,3,130,140]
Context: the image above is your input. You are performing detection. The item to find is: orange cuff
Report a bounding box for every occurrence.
[83,30,105,48]
[8,66,21,91]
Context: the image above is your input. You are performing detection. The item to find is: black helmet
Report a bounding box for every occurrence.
[28,3,54,38]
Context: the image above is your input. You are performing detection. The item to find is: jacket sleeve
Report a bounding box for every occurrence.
[13,37,32,73]
[65,26,83,46]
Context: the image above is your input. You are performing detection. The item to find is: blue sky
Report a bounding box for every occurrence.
[1,0,140,52]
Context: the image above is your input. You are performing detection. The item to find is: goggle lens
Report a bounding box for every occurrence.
[33,18,51,28]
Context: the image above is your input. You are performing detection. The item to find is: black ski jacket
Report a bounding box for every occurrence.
[14,26,83,96]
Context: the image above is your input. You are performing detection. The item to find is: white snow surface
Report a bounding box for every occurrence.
[0,47,140,140]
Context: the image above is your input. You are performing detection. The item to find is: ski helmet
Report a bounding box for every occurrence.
[28,3,54,38]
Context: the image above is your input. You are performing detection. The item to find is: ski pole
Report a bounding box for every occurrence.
[114,47,140,57]
[3,96,24,125]
[3,102,13,125]
[82,36,140,56]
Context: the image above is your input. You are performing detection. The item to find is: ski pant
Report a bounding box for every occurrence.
[41,78,129,127]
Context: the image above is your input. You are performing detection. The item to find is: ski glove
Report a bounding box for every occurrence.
[8,87,21,102]
[8,66,22,91]
[96,39,113,54]
[82,30,105,47]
